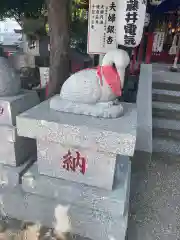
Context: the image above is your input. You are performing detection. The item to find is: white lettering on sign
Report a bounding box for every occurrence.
[87,0,117,54]
[39,67,49,88]
[116,0,147,47]
[152,32,165,53]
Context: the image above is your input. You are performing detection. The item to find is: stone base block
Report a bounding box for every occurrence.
[22,156,131,217]
[37,139,118,190]
[50,95,124,118]
[0,90,39,126]
[0,188,128,240]
[0,157,35,189]
[0,125,36,166]
[16,99,137,156]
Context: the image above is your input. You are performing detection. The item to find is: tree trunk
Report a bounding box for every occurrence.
[47,0,70,98]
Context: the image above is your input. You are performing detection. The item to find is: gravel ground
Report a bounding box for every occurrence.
[127,152,180,240]
[0,219,52,240]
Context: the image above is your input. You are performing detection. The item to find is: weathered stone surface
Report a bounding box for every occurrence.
[50,96,124,118]
[152,88,180,104]
[0,188,128,240]
[153,138,180,155]
[0,125,36,166]
[153,101,180,112]
[0,90,40,126]
[22,155,131,217]
[136,64,152,153]
[16,100,137,156]
[9,52,35,71]
[0,157,35,189]
[0,57,20,97]
[37,139,117,190]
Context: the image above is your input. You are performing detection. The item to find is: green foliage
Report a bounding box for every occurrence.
[0,0,47,40]
[23,17,47,40]
[71,0,89,53]
[70,19,88,54]
[0,0,89,53]
[0,0,44,25]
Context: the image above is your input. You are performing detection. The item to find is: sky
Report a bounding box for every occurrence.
[0,18,21,33]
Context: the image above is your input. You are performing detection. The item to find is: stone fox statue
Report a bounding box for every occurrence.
[60,49,130,103]
[50,49,130,118]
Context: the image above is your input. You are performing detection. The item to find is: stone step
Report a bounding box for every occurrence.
[153,118,180,141]
[153,129,180,141]
[153,101,180,112]
[153,137,180,156]
[153,118,180,131]
[152,89,180,104]
[152,110,180,120]
[22,158,131,218]
[152,101,180,120]
[0,187,128,240]
[152,70,180,91]
[152,81,180,91]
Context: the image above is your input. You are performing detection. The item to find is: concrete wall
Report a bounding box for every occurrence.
[135,64,152,153]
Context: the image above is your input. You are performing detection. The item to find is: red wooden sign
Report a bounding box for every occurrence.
[62,150,87,175]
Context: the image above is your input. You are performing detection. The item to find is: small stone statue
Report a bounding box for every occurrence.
[0,57,21,96]
[50,49,130,118]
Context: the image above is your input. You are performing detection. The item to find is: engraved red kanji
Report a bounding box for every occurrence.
[62,150,86,175]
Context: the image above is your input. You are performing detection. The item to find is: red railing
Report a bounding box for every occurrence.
[129,32,154,76]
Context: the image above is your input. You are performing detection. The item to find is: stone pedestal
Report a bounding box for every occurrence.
[0,188,128,240]
[17,99,136,190]
[22,155,131,218]
[0,157,35,190]
[0,155,130,240]
[0,91,39,126]
[15,98,137,240]
[0,56,39,167]
[0,125,36,166]
[0,58,40,220]
[0,91,39,166]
